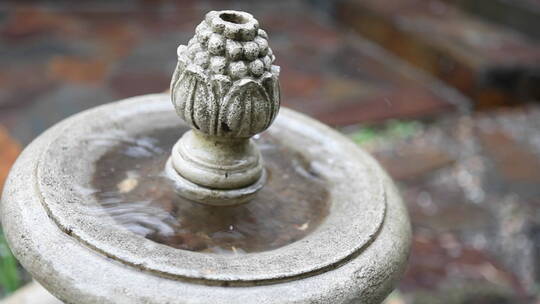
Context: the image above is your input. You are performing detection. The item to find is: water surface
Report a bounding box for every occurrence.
[91,128,330,254]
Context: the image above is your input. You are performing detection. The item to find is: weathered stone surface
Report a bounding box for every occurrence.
[165,10,281,204]
[336,0,540,107]
[1,94,410,303]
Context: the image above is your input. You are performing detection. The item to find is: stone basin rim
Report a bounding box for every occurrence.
[29,94,385,284]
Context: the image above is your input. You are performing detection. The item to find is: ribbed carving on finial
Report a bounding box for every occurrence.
[171,10,280,138]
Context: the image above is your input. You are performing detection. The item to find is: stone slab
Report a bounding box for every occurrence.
[446,0,540,40]
[337,0,540,108]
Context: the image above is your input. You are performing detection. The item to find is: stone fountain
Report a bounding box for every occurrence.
[1,10,411,304]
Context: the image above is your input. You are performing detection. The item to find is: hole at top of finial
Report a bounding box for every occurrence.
[220,12,248,24]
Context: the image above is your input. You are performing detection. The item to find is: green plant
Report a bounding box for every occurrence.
[0,231,20,295]
[348,120,423,146]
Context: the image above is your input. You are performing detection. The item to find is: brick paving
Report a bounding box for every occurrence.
[0,0,467,144]
[366,105,540,303]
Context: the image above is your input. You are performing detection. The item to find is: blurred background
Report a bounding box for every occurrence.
[0,0,539,303]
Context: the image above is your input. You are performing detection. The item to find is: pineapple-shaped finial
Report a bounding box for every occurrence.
[168,11,280,206]
[171,10,280,138]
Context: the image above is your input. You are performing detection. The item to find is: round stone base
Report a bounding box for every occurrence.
[1,94,411,304]
[165,157,267,206]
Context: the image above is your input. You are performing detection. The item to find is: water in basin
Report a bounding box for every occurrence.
[91,127,330,254]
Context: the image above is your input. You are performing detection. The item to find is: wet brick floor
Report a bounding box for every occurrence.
[368,106,540,303]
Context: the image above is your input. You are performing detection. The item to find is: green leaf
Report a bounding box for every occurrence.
[348,120,423,146]
[0,231,21,295]
[350,127,378,145]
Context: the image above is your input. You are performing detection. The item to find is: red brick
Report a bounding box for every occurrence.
[479,130,540,183]
[49,56,108,84]
[0,126,21,193]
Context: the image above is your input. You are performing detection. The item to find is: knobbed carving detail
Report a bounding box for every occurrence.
[171,10,280,138]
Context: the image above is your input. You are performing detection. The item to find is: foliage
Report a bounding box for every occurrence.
[0,231,21,295]
[348,120,423,146]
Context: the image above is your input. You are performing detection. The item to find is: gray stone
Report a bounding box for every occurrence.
[1,93,411,303]
[169,10,280,205]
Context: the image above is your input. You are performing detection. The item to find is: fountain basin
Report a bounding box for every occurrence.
[1,93,410,303]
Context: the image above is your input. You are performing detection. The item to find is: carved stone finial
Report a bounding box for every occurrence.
[167,10,280,206]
